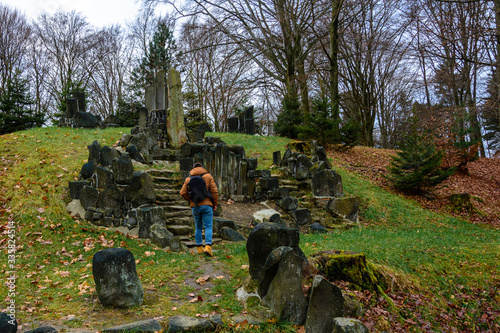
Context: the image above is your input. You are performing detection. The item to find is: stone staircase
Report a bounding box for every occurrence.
[147,167,221,248]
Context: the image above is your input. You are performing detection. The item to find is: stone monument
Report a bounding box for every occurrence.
[167,68,187,148]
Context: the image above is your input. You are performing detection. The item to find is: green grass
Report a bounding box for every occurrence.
[1,127,499,331]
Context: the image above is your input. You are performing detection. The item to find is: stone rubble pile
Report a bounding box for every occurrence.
[242,222,369,332]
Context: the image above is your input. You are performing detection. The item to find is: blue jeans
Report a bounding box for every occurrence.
[192,205,213,246]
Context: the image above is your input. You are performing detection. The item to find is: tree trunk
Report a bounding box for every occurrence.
[330,0,343,137]
[495,0,500,139]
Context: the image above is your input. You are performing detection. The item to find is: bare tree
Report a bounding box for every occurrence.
[180,19,254,131]
[86,26,134,118]
[145,0,331,114]
[32,10,95,118]
[339,0,412,147]
[0,4,31,96]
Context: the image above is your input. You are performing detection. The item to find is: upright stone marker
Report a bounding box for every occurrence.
[66,98,78,118]
[92,248,143,308]
[145,86,156,111]
[167,68,187,148]
[155,70,166,109]
[139,108,148,128]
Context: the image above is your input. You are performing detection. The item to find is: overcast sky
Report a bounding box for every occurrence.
[1,0,143,27]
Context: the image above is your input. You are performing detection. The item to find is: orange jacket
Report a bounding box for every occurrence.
[180,167,219,208]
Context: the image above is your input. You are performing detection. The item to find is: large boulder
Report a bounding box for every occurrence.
[112,153,134,185]
[312,169,343,197]
[261,247,308,325]
[304,275,344,333]
[246,223,306,284]
[92,248,143,308]
[124,171,156,207]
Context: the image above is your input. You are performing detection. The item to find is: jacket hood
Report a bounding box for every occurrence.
[190,167,209,176]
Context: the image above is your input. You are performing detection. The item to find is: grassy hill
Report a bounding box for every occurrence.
[0,127,498,332]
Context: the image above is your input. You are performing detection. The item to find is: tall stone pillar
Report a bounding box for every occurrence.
[145,86,156,111]
[155,70,166,109]
[167,68,187,149]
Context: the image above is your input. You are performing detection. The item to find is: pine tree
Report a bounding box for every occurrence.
[274,94,303,138]
[131,21,180,89]
[297,95,338,146]
[0,70,44,134]
[386,115,455,194]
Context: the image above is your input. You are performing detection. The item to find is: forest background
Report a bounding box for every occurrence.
[1,0,500,159]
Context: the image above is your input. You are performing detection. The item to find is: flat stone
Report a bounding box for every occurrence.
[167,315,215,332]
[253,209,281,223]
[101,318,162,333]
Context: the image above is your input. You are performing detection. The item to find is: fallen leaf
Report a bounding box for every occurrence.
[196,275,211,285]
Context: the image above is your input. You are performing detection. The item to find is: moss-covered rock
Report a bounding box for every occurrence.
[287,141,312,156]
[312,250,383,293]
[449,193,474,212]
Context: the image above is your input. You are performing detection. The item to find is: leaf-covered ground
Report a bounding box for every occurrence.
[328,146,500,227]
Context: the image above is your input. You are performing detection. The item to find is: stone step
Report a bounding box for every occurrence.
[167,225,192,236]
[182,238,222,248]
[147,169,177,178]
[166,217,193,227]
[164,209,192,219]
[280,184,299,191]
[152,149,180,161]
[157,200,186,207]
[152,176,180,185]
[156,188,178,195]
[156,193,184,202]
[154,183,182,191]
[162,205,191,212]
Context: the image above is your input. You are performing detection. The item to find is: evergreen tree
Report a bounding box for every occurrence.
[484,73,500,153]
[297,95,338,146]
[274,94,303,139]
[131,21,180,90]
[0,70,44,134]
[386,115,455,194]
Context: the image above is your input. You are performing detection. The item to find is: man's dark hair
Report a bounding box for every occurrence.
[193,162,203,168]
